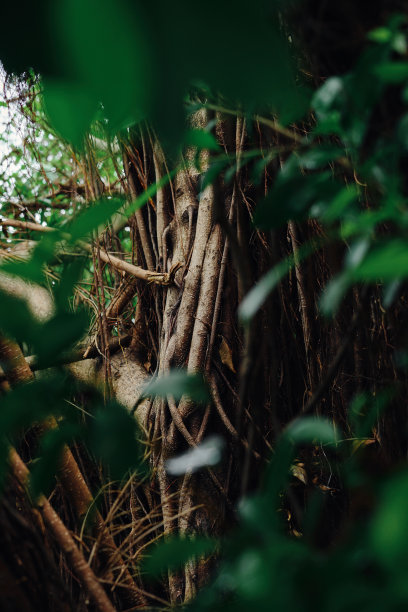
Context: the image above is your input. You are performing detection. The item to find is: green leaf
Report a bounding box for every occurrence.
[349,390,390,439]
[88,400,145,480]
[367,27,393,44]
[239,242,317,325]
[0,375,70,440]
[34,310,89,364]
[53,259,86,312]
[141,370,210,403]
[43,80,97,147]
[29,423,80,499]
[253,172,338,230]
[285,417,338,446]
[319,273,351,318]
[312,77,345,120]
[374,62,408,84]
[200,160,228,192]
[185,129,220,151]
[165,435,224,475]
[294,146,345,171]
[1,232,61,284]
[0,289,41,346]
[54,0,150,133]
[322,185,359,223]
[371,470,408,568]
[352,240,408,281]
[68,197,125,241]
[143,536,217,577]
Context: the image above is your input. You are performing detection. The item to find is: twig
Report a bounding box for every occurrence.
[303,287,368,415]
[9,448,117,612]
[0,217,180,286]
[0,336,146,607]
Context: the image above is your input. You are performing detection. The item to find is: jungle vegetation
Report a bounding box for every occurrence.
[1,1,408,610]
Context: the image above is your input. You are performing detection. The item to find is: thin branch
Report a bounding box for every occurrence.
[0,217,181,286]
[9,448,117,612]
[0,335,146,607]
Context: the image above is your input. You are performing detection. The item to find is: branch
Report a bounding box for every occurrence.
[9,448,117,612]
[0,335,146,607]
[2,200,69,210]
[0,334,131,383]
[0,217,181,286]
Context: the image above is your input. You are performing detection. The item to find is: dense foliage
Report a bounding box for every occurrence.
[2,2,408,610]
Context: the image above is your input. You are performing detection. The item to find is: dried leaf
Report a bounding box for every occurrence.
[291,463,308,485]
[219,336,236,373]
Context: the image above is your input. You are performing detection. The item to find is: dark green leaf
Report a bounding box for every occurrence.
[239,242,317,325]
[253,172,338,230]
[29,423,80,499]
[352,240,408,281]
[319,273,351,318]
[374,62,408,83]
[88,400,145,479]
[34,310,89,364]
[0,289,41,346]
[143,536,217,577]
[43,80,97,147]
[185,129,220,151]
[141,370,210,403]
[285,417,338,446]
[68,198,125,241]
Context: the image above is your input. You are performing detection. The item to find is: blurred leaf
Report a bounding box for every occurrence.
[143,535,217,577]
[239,242,316,325]
[165,435,224,476]
[349,390,391,440]
[372,470,408,567]
[33,310,89,364]
[200,160,228,193]
[352,240,408,281]
[345,238,371,270]
[29,422,80,499]
[0,375,70,439]
[367,27,393,44]
[253,172,338,230]
[374,62,408,83]
[382,279,402,308]
[88,400,145,480]
[43,81,97,147]
[294,146,345,171]
[285,417,338,446]
[319,273,351,318]
[53,259,86,311]
[185,129,220,151]
[1,232,61,284]
[54,0,150,134]
[312,77,345,122]
[322,185,360,223]
[0,289,41,346]
[68,197,125,241]
[141,370,210,403]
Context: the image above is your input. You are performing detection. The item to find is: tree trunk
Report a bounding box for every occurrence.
[124,112,258,602]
